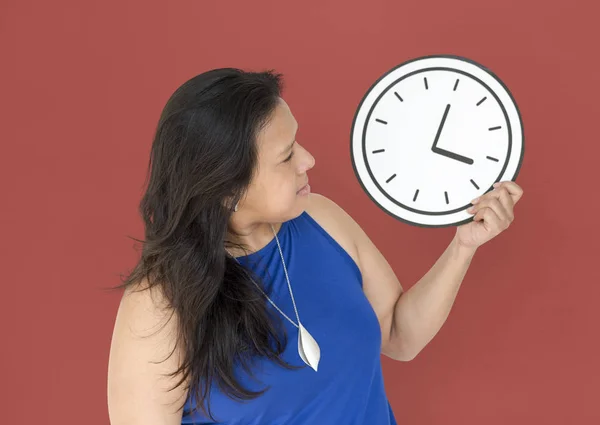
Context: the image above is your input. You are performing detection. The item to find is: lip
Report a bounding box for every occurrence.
[297,180,309,193]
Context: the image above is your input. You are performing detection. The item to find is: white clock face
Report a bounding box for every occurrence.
[351,55,524,227]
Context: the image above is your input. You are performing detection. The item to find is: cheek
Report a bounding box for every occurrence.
[275,167,298,190]
[270,178,300,205]
[275,179,299,198]
[256,169,292,192]
[252,170,300,212]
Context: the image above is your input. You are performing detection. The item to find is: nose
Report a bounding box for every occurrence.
[299,145,315,173]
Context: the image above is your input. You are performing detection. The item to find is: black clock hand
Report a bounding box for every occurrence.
[432,147,474,164]
[431,103,474,165]
[432,104,451,149]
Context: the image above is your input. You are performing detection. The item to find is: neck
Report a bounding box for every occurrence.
[226,217,282,257]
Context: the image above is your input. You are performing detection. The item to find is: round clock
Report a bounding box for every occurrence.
[350,55,524,228]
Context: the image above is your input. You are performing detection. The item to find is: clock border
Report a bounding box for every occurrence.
[350,54,525,228]
[364,67,511,216]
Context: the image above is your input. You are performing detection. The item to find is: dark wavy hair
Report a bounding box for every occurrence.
[112,68,304,422]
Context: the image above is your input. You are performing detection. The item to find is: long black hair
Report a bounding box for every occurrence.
[113,68,304,422]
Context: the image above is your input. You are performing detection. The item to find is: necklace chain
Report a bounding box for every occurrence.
[227,224,301,329]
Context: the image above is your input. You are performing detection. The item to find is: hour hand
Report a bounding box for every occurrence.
[432,146,474,164]
[431,103,474,165]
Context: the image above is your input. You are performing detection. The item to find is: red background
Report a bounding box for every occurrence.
[2,0,599,423]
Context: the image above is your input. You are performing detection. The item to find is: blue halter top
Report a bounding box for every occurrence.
[181,210,397,424]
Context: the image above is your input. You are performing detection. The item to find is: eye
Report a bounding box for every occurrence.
[283,150,294,163]
[282,140,297,163]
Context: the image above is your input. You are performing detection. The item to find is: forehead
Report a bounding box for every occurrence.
[257,99,297,154]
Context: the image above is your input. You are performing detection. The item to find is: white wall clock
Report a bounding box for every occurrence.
[350,55,524,228]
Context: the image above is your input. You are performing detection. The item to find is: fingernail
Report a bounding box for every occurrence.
[471,197,480,203]
[493,182,500,187]
[467,207,474,213]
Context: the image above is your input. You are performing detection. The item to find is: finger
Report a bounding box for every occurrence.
[496,188,515,222]
[493,181,524,203]
[473,207,504,232]
[471,198,510,224]
[473,186,515,211]
[477,187,515,219]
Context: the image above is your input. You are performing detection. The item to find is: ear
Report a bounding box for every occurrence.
[223,195,240,213]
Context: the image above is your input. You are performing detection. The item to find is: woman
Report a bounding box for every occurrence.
[107,68,522,425]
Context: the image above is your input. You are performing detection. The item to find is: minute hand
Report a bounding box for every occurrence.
[431,104,474,165]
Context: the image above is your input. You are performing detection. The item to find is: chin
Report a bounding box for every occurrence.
[285,191,311,219]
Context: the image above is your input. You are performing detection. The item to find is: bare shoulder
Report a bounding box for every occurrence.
[108,279,188,425]
[304,193,361,268]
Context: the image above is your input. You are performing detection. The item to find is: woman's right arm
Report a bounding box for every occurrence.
[108,279,189,425]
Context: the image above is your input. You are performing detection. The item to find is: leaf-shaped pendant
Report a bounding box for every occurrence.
[298,323,320,371]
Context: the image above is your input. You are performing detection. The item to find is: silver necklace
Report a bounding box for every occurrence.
[227,224,321,372]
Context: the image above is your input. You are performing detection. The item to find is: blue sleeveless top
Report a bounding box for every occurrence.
[181,211,397,425]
